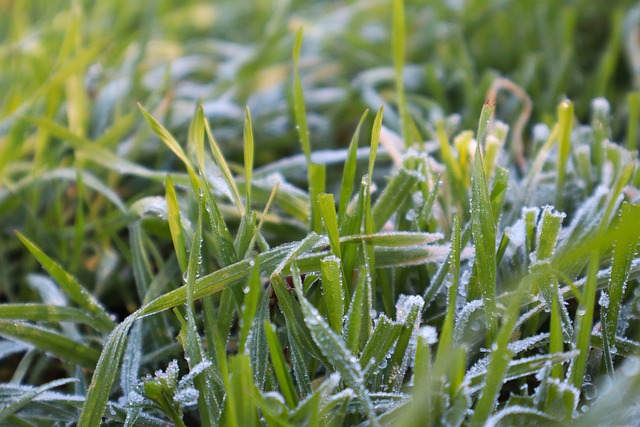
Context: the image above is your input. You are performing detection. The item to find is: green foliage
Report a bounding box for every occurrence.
[2,0,640,426]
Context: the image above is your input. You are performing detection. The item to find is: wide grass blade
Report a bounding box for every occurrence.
[0,304,105,331]
[321,256,345,335]
[470,101,498,342]
[0,321,100,369]
[555,100,574,210]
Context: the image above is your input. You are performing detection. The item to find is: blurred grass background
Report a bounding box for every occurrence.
[1,0,639,329]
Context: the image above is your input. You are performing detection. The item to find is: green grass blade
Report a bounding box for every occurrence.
[469,288,526,426]
[292,28,311,163]
[239,261,261,354]
[368,106,384,181]
[470,102,498,342]
[182,197,218,427]
[264,321,298,409]
[385,295,423,392]
[321,256,345,335]
[165,176,188,272]
[555,100,574,210]
[293,272,379,426]
[203,117,244,214]
[338,111,368,227]
[16,232,115,331]
[309,163,326,234]
[360,315,402,380]
[193,105,206,173]
[270,273,325,373]
[228,355,258,426]
[0,304,105,331]
[244,182,279,259]
[0,378,77,423]
[339,232,442,247]
[318,193,341,257]
[244,106,254,215]
[0,321,100,369]
[372,168,420,231]
[606,203,640,356]
[434,215,461,378]
[205,194,238,267]
[626,91,640,151]
[392,0,411,147]
[344,251,371,354]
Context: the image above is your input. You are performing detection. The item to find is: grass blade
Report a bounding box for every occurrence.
[15,232,115,331]
[318,193,341,257]
[321,256,345,335]
[0,304,105,331]
[0,321,100,369]
[293,268,380,426]
[165,176,188,272]
[0,378,77,423]
[470,102,498,342]
[338,111,368,227]
[555,100,574,210]
[264,321,298,409]
[244,106,254,215]
[292,28,311,163]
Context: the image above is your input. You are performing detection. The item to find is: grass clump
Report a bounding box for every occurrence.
[2,0,640,426]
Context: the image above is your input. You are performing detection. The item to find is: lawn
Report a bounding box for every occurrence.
[1,0,640,425]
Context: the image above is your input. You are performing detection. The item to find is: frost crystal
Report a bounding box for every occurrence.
[417,326,438,345]
[395,295,425,325]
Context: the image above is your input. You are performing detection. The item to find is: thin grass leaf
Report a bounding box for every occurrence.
[239,261,261,353]
[318,193,341,257]
[193,105,206,173]
[270,273,326,376]
[372,168,420,231]
[339,111,368,228]
[165,176,188,272]
[368,106,384,180]
[181,197,218,427]
[392,0,411,147]
[469,285,526,426]
[309,163,326,234]
[434,215,461,378]
[292,28,311,163]
[264,321,298,409]
[360,315,402,380]
[244,106,254,215]
[203,117,244,214]
[244,182,279,259]
[15,233,115,331]
[0,321,100,369]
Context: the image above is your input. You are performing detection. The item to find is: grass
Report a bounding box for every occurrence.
[2,0,640,425]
